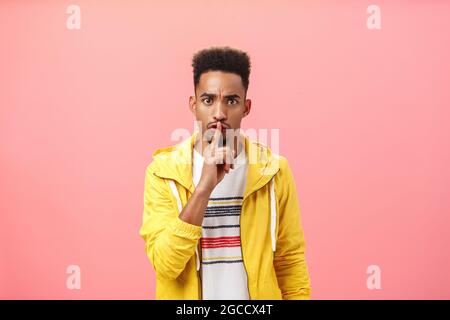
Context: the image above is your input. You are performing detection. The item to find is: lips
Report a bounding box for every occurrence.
[208,123,229,130]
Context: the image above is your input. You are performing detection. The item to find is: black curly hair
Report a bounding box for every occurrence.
[192,46,251,93]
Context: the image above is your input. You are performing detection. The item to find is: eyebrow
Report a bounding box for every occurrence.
[199,93,241,99]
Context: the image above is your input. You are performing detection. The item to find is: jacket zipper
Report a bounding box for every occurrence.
[197,241,202,300]
[240,199,252,300]
[240,180,278,300]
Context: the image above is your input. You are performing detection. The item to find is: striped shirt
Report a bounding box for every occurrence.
[192,142,249,300]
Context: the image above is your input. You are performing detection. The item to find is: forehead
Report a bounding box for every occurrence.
[197,71,245,94]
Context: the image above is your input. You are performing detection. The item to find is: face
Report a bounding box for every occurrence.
[189,70,251,144]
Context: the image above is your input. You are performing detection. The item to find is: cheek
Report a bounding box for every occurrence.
[229,110,244,123]
[194,111,209,127]
[194,108,207,119]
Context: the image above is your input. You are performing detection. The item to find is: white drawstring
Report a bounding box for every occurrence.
[270,178,277,252]
[168,180,200,271]
[168,180,182,212]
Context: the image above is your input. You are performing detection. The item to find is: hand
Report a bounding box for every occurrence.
[198,122,235,192]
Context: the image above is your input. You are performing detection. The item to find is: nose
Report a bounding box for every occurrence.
[212,101,227,122]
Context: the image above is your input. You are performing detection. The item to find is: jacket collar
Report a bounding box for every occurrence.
[151,131,280,201]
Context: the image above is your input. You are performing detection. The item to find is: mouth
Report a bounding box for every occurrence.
[208,123,229,130]
[205,123,232,144]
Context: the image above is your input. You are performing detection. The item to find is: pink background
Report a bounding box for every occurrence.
[1,0,449,299]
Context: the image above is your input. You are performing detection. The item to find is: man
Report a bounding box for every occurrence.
[139,47,311,300]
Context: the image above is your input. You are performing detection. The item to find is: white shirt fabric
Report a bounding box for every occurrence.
[192,140,250,300]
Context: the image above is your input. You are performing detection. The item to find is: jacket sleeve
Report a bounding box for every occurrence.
[139,163,202,280]
[273,157,311,300]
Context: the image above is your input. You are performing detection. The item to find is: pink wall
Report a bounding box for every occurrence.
[1,0,449,299]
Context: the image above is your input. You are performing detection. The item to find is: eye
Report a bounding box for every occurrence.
[227,98,237,105]
[202,98,212,105]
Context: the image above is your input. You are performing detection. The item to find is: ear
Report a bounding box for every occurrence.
[243,99,252,117]
[189,95,196,115]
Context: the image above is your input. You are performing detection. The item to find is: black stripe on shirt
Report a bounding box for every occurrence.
[205,209,241,214]
[209,197,244,201]
[202,225,240,229]
[206,205,242,211]
[204,213,241,218]
[202,260,244,265]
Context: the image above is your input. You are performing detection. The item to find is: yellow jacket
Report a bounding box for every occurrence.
[139,132,311,299]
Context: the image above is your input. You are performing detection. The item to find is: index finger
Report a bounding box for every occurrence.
[211,122,223,149]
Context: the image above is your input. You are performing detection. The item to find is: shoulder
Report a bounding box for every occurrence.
[246,137,289,169]
[146,136,193,173]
